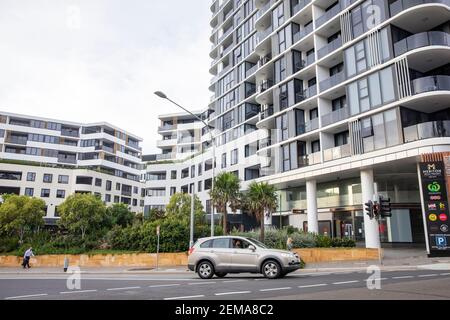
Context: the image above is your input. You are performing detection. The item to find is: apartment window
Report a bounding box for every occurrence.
[279,84,288,110]
[170,187,176,196]
[278,28,287,55]
[24,188,34,197]
[198,164,202,176]
[114,195,120,203]
[58,175,69,184]
[334,131,349,147]
[27,172,36,182]
[189,183,194,194]
[116,183,121,191]
[198,181,202,193]
[43,174,53,183]
[105,194,111,203]
[310,108,318,120]
[106,180,112,191]
[274,56,287,83]
[76,176,93,185]
[148,188,166,197]
[330,62,344,77]
[244,167,260,181]
[132,199,137,206]
[231,149,238,166]
[332,96,347,111]
[171,170,177,179]
[282,144,291,172]
[272,3,285,29]
[311,140,321,153]
[140,200,144,207]
[276,113,289,142]
[204,179,212,190]
[181,168,189,178]
[133,186,139,194]
[221,153,227,168]
[295,109,305,136]
[95,178,102,187]
[56,190,66,199]
[245,144,251,157]
[41,189,50,198]
[191,165,195,178]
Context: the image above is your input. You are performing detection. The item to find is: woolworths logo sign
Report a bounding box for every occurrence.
[428,182,441,193]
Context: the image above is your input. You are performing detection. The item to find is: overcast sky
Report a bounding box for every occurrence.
[0,0,212,154]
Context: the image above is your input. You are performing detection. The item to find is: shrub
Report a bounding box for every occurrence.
[290,232,316,248]
[315,234,333,247]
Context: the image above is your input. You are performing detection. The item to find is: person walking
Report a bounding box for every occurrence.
[286,237,293,251]
[22,247,34,269]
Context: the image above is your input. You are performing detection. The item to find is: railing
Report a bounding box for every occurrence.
[258,79,274,93]
[306,54,315,66]
[307,151,322,165]
[306,117,319,132]
[58,156,77,164]
[218,26,234,43]
[389,0,450,18]
[319,70,346,92]
[256,0,277,19]
[292,0,312,16]
[260,106,274,120]
[259,137,272,149]
[293,23,313,44]
[61,129,79,137]
[246,63,258,77]
[245,83,257,97]
[321,106,349,127]
[394,31,450,56]
[158,124,175,131]
[155,153,174,161]
[127,142,142,150]
[302,85,317,99]
[317,37,342,59]
[5,136,28,145]
[315,2,342,28]
[411,75,450,95]
[404,120,450,143]
[258,55,272,68]
[99,145,114,154]
[323,144,351,162]
[256,25,273,44]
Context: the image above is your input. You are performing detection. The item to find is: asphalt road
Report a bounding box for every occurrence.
[1,269,450,300]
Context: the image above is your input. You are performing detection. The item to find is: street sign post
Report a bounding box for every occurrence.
[156,225,160,270]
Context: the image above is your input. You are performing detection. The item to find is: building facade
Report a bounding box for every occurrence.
[0,112,145,224]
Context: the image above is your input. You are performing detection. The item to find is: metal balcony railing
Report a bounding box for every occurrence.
[411,75,450,95]
[390,0,450,18]
[394,31,450,56]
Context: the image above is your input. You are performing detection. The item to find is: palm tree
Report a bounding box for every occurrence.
[209,172,241,235]
[245,181,278,242]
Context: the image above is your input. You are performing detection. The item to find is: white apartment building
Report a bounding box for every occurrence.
[0,112,145,224]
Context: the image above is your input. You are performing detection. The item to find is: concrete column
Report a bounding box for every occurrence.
[361,169,380,248]
[306,180,319,233]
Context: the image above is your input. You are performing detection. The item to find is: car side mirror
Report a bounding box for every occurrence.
[248,245,256,251]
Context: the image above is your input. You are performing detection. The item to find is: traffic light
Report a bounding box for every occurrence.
[365,200,374,219]
[379,196,392,218]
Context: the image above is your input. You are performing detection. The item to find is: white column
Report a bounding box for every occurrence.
[306,180,319,233]
[361,168,380,248]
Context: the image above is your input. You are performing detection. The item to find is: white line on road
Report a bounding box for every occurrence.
[148,284,180,288]
[164,295,205,300]
[259,287,292,292]
[60,290,98,294]
[440,273,450,276]
[392,276,414,279]
[418,274,438,278]
[222,279,248,283]
[5,293,48,300]
[214,291,251,296]
[188,281,216,285]
[298,284,327,288]
[332,280,359,285]
[106,286,141,291]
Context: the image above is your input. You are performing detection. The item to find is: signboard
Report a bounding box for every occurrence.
[156,225,160,236]
[419,162,450,257]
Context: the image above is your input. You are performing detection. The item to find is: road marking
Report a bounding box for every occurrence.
[148,284,180,288]
[332,280,359,285]
[5,293,48,300]
[222,279,248,283]
[418,274,438,278]
[440,273,450,276]
[254,278,268,281]
[215,291,251,296]
[188,281,216,285]
[370,278,388,281]
[164,295,205,300]
[259,287,292,292]
[106,286,141,291]
[309,273,332,277]
[298,284,327,288]
[60,290,98,294]
[392,276,414,279]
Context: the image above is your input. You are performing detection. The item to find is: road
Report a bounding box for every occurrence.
[1,268,450,300]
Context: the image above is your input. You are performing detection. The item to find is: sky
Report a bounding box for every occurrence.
[0,0,212,154]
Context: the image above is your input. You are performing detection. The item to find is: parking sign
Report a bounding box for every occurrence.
[436,236,447,248]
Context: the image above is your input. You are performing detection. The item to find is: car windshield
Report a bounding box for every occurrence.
[247,238,268,249]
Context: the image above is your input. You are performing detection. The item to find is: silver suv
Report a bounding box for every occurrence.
[187,236,301,279]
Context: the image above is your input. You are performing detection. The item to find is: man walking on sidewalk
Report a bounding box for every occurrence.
[22,247,34,269]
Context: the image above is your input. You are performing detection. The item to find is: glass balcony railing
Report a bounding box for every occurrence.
[321,106,349,127]
[218,27,234,43]
[5,136,28,145]
[302,85,317,99]
[58,156,77,164]
[323,144,351,162]
[246,64,258,77]
[257,25,273,44]
[317,37,343,59]
[306,117,319,132]
[404,120,450,143]
[245,83,257,97]
[293,23,314,44]
[258,79,274,93]
[411,75,450,95]
[307,151,322,165]
[292,0,312,16]
[315,2,342,28]
[258,55,272,68]
[155,153,174,161]
[394,31,450,56]
[256,0,277,19]
[319,70,346,92]
[259,137,272,149]
[390,0,450,18]
[158,124,175,131]
[260,106,274,120]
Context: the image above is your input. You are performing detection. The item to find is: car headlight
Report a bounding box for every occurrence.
[280,253,295,258]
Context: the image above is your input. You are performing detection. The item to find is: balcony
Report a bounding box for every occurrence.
[389,0,450,18]
[155,153,174,161]
[308,151,322,165]
[246,64,258,77]
[305,117,319,132]
[158,124,175,131]
[258,55,272,68]
[58,156,77,164]
[258,79,274,93]
[5,136,28,145]
[319,71,346,92]
[394,31,450,56]
[260,106,274,120]
[321,106,349,127]
[256,25,273,44]
[61,129,79,137]
[323,144,351,162]
[259,137,272,149]
[410,75,450,95]
[317,37,342,59]
[256,0,277,19]
[315,2,342,29]
[302,85,317,99]
[292,0,312,16]
[293,23,313,44]
[218,26,234,44]
[245,82,257,98]
[404,120,450,142]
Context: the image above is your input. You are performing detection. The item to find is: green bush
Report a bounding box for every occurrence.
[314,234,333,247]
[290,232,316,248]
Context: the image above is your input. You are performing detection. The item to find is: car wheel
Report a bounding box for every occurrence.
[215,272,227,278]
[197,261,214,279]
[262,260,281,279]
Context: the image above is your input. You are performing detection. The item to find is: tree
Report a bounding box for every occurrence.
[209,172,241,235]
[105,203,134,228]
[58,193,106,239]
[244,182,278,242]
[0,194,46,243]
[165,192,204,224]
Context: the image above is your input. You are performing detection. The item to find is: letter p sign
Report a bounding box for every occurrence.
[436,236,447,248]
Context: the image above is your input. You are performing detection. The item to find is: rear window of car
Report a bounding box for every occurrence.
[212,238,230,248]
[200,240,213,248]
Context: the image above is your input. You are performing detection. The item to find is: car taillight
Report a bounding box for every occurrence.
[188,247,195,255]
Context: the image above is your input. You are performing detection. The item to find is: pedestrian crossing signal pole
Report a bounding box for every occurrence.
[156,225,160,270]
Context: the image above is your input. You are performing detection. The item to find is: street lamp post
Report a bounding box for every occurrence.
[154,91,216,240]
